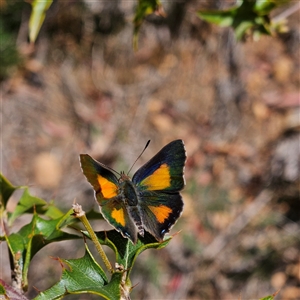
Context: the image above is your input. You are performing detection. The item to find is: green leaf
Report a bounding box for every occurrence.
[197,11,235,27]
[254,0,289,15]
[34,244,121,300]
[197,1,241,27]
[8,188,68,226]
[234,20,255,40]
[0,281,4,295]
[55,207,78,228]
[6,211,80,290]
[29,0,53,43]
[34,231,169,300]
[8,188,48,225]
[133,0,165,49]
[0,173,20,208]
[0,19,21,80]
[44,201,65,219]
[92,230,171,280]
[197,0,277,40]
[254,0,276,15]
[260,289,280,300]
[79,230,171,298]
[134,0,162,27]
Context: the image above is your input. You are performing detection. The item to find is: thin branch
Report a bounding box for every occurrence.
[272,2,300,23]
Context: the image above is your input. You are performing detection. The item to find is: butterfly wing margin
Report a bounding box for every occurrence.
[132,140,186,192]
[80,154,119,203]
[138,190,184,241]
[80,154,138,243]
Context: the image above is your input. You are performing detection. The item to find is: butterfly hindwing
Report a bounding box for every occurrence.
[132,140,186,192]
[138,190,184,241]
[80,154,137,243]
[100,198,138,244]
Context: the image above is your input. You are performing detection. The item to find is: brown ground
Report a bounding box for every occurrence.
[1,1,299,299]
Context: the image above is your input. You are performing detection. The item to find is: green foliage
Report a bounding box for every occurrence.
[0,173,20,208]
[91,230,171,280]
[0,173,172,299]
[259,290,280,300]
[0,2,24,80]
[34,231,171,299]
[34,245,111,300]
[133,0,164,49]
[197,0,290,40]
[8,188,47,225]
[0,22,21,80]
[25,0,292,48]
[5,210,79,290]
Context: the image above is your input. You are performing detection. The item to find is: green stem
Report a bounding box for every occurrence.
[73,204,114,274]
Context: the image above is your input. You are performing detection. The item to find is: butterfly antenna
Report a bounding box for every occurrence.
[127,140,151,175]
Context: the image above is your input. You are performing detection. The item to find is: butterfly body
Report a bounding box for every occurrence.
[118,174,139,206]
[80,140,186,244]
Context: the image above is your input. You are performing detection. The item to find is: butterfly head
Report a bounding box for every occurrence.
[119,171,131,183]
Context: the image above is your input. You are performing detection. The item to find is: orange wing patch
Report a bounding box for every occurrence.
[97,175,118,198]
[149,205,172,223]
[111,207,126,226]
[141,163,171,190]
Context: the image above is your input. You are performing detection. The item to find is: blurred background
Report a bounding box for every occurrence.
[1,0,299,299]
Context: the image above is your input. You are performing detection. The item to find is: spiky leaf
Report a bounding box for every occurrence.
[0,173,19,208]
[8,188,48,225]
[34,244,122,300]
[5,210,79,290]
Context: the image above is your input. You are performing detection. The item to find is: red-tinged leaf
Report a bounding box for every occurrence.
[0,279,28,300]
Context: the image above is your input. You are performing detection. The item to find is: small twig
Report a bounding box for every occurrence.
[272,2,300,23]
[72,203,114,274]
[11,251,23,292]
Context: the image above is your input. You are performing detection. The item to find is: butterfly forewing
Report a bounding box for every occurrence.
[80,154,119,201]
[80,154,138,243]
[132,140,186,192]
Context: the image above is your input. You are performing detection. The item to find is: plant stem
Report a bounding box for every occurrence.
[72,203,114,274]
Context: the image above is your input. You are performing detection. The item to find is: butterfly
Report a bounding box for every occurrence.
[79,139,186,244]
